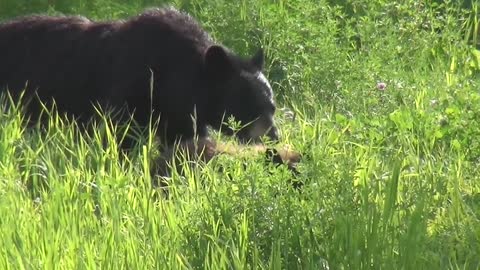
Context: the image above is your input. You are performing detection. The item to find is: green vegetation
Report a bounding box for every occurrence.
[1,0,480,269]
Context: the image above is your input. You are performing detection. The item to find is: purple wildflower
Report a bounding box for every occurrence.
[377,82,387,91]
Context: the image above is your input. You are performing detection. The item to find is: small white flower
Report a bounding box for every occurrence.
[280,107,295,121]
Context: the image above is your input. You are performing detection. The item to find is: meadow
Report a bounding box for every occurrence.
[1,0,479,269]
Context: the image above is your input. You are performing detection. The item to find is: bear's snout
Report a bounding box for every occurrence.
[266,125,279,142]
[239,115,279,143]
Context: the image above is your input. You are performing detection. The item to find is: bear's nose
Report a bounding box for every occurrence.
[267,126,280,142]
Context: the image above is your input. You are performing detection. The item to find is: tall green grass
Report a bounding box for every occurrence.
[1,0,480,269]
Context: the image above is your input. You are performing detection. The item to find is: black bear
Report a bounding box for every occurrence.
[0,6,279,145]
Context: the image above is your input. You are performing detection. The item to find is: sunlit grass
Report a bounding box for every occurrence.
[1,0,480,269]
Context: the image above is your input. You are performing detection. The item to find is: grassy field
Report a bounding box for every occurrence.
[1,0,480,269]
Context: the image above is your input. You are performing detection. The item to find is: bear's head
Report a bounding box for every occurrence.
[204,45,279,143]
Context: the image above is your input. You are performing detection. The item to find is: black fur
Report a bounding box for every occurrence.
[0,7,278,145]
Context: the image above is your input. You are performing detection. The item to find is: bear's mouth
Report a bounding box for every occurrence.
[236,123,279,144]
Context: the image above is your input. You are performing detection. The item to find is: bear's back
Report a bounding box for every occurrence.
[0,15,114,95]
[0,8,213,118]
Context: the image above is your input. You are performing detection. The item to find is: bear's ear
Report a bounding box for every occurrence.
[205,45,233,78]
[251,48,264,70]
